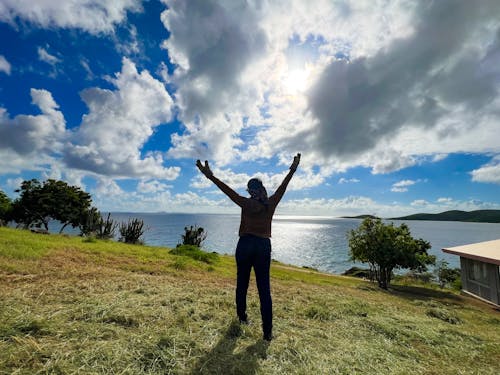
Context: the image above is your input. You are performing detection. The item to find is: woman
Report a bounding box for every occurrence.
[196,153,301,341]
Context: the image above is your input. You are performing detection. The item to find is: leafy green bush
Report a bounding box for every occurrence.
[180,225,207,247]
[170,244,218,264]
[435,260,461,289]
[119,218,145,244]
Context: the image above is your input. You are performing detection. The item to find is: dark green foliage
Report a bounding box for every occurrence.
[170,244,219,264]
[119,218,145,244]
[342,266,372,278]
[180,225,207,247]
[80,208,117,240]
[0,190,12,226]
[10,179,92,233]
[436,260,461,289]
[348,218,435,289]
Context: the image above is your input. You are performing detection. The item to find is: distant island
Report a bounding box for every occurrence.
[341,214,380,220]
[389,210,500,223]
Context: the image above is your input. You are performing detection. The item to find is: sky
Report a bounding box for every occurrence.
[0,0,499,217]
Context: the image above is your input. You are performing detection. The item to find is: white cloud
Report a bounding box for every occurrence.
[0,55,11,75]
[37,46,61,65]
[0,0,143,34]
[191,166,324,193]
[6,177,23,190]
[391,179,416,193]
[338,178,360,184]
[137,179,171,194]
[0,89,66,163]
[471,156,500,184]
[64,57,179,180]
[437,197,453,204]
[411,200,429,207]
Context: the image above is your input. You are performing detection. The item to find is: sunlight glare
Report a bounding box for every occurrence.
[283,68,310,94]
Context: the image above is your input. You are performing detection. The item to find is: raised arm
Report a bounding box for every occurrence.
[196,160,245,207]
[270,153,301,205]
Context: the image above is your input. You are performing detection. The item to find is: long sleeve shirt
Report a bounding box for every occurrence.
[207,169,296,238]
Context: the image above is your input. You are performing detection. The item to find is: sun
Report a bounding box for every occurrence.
[283,68,310,94]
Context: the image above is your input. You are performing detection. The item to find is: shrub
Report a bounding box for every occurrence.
[119,218,145,244]
[81,209,117,240]
[180,225,207,247]
[348,218,435,289]
[170,244,219,264]
[435,260,461,289]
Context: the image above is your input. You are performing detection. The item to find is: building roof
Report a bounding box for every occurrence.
[442,239,500,266]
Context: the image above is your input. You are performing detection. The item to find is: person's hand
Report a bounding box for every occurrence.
[196,160,213,177]
[290,153,301,171]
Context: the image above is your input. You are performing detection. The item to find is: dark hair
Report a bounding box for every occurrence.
[247,178,263,190]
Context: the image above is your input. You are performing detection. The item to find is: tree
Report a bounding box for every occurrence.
[11,179,92,233]
[348,218,435,289]
[0,190,12,226]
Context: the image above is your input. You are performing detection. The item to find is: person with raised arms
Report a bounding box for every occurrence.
[196,153,301,341]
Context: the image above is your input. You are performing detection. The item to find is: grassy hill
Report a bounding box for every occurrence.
[390,209,500,223]
[1,227,499,374]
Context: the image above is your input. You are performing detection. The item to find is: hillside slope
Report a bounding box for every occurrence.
[0,227,499,374]
[391,209,500,223]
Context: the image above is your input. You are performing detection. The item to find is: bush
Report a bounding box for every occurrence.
[180,225,207,247]
[119,218,145,244]
[170,244,218,264]
[348,218,435,289]
[80,209,117,240]
[435,260,461,289]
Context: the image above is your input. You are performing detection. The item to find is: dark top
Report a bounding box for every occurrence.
[207,169,296,238]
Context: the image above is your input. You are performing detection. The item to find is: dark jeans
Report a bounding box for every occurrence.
[235,234,272,335]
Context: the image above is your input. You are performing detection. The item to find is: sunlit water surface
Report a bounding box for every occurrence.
[105,213,500,274]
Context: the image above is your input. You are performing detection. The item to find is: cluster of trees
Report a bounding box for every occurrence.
[0,179,146,244]
[349,218,436,289]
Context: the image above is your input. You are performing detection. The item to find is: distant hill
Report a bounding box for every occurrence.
[390,210,500,223]
[340,214,380,220]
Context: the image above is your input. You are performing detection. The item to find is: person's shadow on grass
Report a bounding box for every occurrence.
[191,320,269,374]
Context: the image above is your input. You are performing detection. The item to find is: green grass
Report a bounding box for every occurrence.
[0,226,499,374]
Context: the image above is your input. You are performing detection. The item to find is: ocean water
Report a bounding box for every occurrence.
[109,213,500,274]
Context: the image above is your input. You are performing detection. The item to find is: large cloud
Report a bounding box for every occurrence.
[302,1,500,163]
[0,0,143,34]
[64,58,179,180]
[161,0,269,163]
[161,0,500,180]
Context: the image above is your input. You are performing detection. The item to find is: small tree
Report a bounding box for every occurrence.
[0,190,12,226]
[180,225,207,247]
[119,218,145,244]
[348,218,435,289]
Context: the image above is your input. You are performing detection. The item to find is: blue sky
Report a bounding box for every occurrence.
[0,0,499,217]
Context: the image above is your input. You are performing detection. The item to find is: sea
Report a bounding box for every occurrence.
[104,213,500,274]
